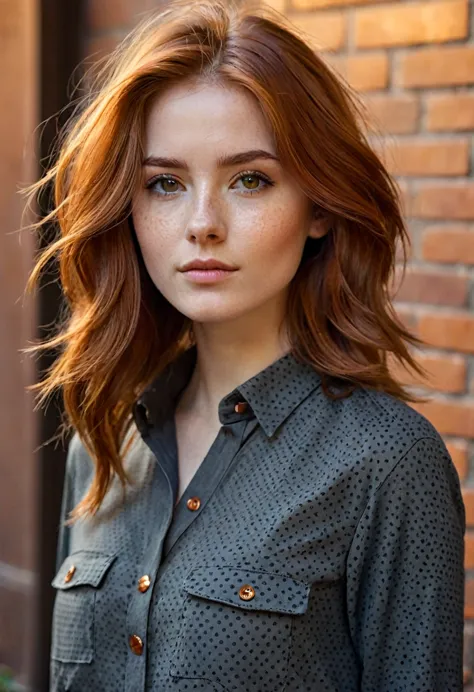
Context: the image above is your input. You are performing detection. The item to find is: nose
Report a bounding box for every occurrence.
[184,187,226,243]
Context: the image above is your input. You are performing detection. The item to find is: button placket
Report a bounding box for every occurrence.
[162,418,248,559]
[124,460,174,690]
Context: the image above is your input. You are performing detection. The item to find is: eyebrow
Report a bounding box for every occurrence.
[142,149,280,169]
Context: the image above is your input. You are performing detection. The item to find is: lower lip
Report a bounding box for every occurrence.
[181,269,237,283]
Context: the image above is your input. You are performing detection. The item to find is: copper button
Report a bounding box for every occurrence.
[238,584,255,601]
[138,575,151,593]
[186,496,201,511]
[129,634,144,656]
[64,565,76,583]
[234,401,248,414]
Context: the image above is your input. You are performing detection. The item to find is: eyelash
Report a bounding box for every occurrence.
[145,170,275,197]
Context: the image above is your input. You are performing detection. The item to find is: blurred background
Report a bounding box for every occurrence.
[1,0,473,690]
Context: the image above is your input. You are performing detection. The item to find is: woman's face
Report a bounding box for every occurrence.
[132,80,326,326]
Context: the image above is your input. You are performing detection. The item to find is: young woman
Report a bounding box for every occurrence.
[25,0,465,690]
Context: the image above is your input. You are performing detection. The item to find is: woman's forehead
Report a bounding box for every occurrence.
[143,81,276,160]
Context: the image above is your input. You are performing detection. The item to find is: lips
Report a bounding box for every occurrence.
[178,259,239,285]
[179,259,238,272]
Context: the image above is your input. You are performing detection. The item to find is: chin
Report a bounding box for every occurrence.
[177,303,254,324]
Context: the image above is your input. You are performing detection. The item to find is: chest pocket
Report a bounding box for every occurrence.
[170,565,310,692]
[51,550,117,663]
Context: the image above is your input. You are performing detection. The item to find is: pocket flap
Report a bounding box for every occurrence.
[183,565,310,614]
[52,550,117,590]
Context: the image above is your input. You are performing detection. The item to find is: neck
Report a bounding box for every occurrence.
[176,295,291,424]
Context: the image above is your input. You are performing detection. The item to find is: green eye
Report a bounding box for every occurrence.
[159,178,179,193]
[146,175,183,196]
[146,170,274,197]
[236,171,274,195]
[241,175,260,190]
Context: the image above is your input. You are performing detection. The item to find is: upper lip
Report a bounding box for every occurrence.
[179,258,238,272]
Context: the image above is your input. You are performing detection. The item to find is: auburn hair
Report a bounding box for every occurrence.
[23,0,425,518]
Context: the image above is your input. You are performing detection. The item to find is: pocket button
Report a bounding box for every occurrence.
[238,584,255,601]
[64,565,76,583]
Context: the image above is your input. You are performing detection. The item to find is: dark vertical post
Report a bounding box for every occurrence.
[33,2,83,690]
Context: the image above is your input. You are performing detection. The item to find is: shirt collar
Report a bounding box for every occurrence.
[133,344,322,438]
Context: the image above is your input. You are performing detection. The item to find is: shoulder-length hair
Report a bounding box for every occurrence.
[23,0,424,518]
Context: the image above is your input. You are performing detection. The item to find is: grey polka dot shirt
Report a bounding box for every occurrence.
[50,345,465,691]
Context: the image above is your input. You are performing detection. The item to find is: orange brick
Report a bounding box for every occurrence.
[379,139,469,177]
[363,94,419,135]
[324,53,388,92]
[464,490,474,526]
[394,179,412,217]
[445,440,469,481]
[466,577,474,618]
[394,234,413,263]
[422,225,474,265]
[395,306,418,333]
[392,353,466,394]
[288,10,346,51]
[355,0,468,49]
[399,46,474,88]
[427,94,474,132]
[411,399,474,438]
[412,183,474,220]
[293,0,390,7]
[419,314,474,354]
[393,269,468,307]
[466,533,474,569]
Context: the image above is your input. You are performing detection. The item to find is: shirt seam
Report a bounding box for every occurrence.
[346,434,440,561]
[361,386,400,423]
[183,563,311,588]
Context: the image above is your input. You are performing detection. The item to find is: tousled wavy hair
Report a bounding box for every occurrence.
[23,0,424,518]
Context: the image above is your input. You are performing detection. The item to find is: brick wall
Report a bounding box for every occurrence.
[84,0,474,683]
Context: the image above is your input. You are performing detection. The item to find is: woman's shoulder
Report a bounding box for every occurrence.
[313,384,459,491]
[64,424,156,516]
[64,431,95,492]
[339,384,444,449]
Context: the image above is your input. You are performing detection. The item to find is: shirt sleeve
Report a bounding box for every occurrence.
[346,436,465,692]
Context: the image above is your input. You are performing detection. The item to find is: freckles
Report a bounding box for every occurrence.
[263,210,301,253]
[134,205,170,245]
[250,204,286,240]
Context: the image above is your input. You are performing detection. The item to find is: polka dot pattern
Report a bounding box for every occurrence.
[51,551,117,663]
[50,346,465,691]
[169,567,299,690]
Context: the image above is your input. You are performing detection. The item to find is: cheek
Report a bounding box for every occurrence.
[132,207,174,269]
[132,204,151,250]
[249,206,308,267]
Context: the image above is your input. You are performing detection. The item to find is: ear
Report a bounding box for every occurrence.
[307,213,330,240]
